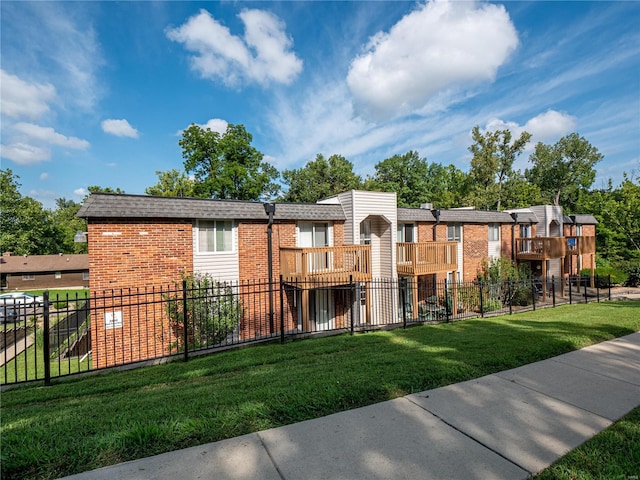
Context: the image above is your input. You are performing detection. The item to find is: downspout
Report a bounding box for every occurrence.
[432,209,441,241]
[264,203,276,334]
[511,213,519,263]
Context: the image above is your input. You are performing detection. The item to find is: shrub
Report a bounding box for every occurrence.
[580,268,626,287]
[624,266,640,287]
[164,272,242,351]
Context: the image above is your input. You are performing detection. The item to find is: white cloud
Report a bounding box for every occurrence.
[0,143,50,165]
[0,70,57,120]
[14,122,90,149]
[346,0,518,120]
[74,188,87,197]
[198,118,228,134]
[166,9,302,87]
[483,110,577,144]
[40,172,49,180]
[101,119,140,138]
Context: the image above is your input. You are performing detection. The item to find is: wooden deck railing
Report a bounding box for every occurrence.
[280,245,371,283]
[516,236,596,260]
[396,242,458,276]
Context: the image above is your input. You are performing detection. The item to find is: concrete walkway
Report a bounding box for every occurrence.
[62,332,640,480]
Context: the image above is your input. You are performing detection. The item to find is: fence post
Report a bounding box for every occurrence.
[531,278,536,311]
[478,278,484,318]
[280,275,285,344]
[43,291,51,386]
[444,278,451,322]
[596,275,600,303]
[551,275,556,307]
[583,275,588,303]
[182,279,189,362]
[350,276,355,336]
[569,275,573,304]
[400,277,407,329]
[508,279,513,315]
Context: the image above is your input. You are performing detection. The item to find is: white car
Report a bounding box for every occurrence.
[0,292,45,306]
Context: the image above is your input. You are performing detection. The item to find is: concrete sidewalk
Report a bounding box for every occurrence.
[62,332,640,480]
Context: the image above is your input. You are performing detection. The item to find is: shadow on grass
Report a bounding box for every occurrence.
[1,301,639,480]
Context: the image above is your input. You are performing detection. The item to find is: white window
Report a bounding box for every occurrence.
[360,220,371,245]
[22,274,35,281]
[197,220,233,253]
[397,223,415,243]
[55,271,62,279]
[488,224,500,242]
[447,224,461,242]
[520,224,531,238]
[298,222,330,247]
[82,271,90,281]
[575,225,583,236]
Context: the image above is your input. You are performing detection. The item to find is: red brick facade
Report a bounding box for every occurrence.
[88,219,192,368]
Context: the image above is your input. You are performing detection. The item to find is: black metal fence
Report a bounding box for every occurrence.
[1,274,612,386]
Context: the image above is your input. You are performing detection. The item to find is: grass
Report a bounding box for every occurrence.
[2,296,91,384]
[536,406,640,480]
[1,300,639,479]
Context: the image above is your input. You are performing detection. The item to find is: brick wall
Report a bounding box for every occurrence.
[88,219,193,368]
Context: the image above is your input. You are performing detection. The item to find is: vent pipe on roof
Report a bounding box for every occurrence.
[432,209,441,241]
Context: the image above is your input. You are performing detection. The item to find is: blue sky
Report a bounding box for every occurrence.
[1,1,639,209]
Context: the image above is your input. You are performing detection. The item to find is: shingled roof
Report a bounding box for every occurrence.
[77,193,346,222]
[564,214,598,225]
[0,254,88,273]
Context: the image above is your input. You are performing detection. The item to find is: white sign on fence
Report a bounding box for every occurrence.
[105,311,123,329]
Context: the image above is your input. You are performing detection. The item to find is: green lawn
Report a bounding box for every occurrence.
[536,406,640,480]
[1,300,639,480]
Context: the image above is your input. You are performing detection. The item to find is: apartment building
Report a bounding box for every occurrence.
[77,190,596,366]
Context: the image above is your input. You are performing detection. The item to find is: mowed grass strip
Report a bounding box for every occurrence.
[536,406,640,480]
[2,300,639,480]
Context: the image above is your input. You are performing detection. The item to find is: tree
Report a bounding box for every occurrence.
[145,169,197,197]
[364,151,431,207]
[0,169,63,255]
[578,172,640,263]
[180,123,279,201]
[526,133,603,210]
[500,175,544,210]
[50,198,88,254]
[423,163,469,208]
[466,126,531,210]
[280,154,362,203]
[87,185,125,194]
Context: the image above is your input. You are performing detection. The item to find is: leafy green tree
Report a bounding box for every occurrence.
[466,126,531,210]
[180,123,279,201]
[87,185,125,194]
[50,198,88,254]
[500,175,544,210]
[526,133,603,210]
[423,163,469,208]
[364,151,431,207]
[145,169,197,197]
[280,154,362,203]
[0,169,63,255]
[578,172,640,263]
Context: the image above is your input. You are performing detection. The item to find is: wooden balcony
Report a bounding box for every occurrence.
[516,236,596,260]
[280,245,371,284]
[396,242,458,276]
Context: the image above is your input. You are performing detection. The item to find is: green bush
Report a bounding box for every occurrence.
[580,268,626,287]
[164,272,242,351]
[624,266,640,287]
[482,297,502,313]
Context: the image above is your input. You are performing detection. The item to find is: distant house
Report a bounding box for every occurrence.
[0,253,89,290]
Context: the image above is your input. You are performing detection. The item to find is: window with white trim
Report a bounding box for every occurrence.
[298,222,331,247]
[360,220,371,245]
[22,274,35,281]
[397,223,415,243]
[55,271,62,279]
[520,224,531,238]
[488,224,500,242]
[447,224,461,242]
[82,271,90,281]
[197,220,233,253]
